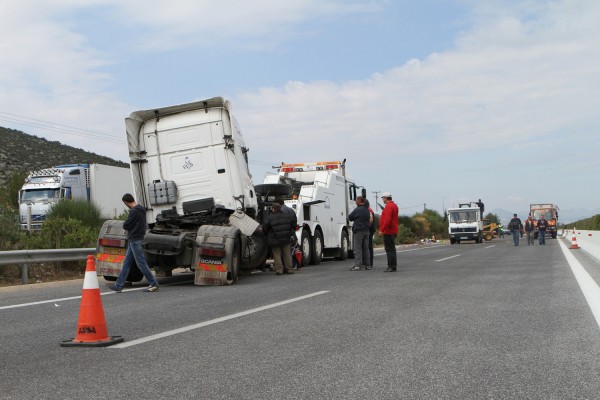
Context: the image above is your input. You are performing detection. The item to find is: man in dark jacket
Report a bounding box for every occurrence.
[348,196,371,271]
[508,213,523,246]
[108,193,160,293]
[537,214,550,245]
[262,202,297,275]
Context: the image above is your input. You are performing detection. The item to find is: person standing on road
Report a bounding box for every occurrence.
[537,214,550,245]
[379,192,399,272]
[348,196,371,271]
[275,198,299,269]
[524,215,535,246]
[508,213,523,246]
[108,193,160,293]
[364,199,376,270]
[262,202,296,275]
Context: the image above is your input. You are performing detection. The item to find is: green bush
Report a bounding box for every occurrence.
[0,206,22,250]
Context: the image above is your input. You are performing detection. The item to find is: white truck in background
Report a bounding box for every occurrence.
[256,160,366,265]
[447,202,484,244]
[96,97,270,285]
[18,163,132,230]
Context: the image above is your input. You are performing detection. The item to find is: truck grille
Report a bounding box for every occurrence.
[451,227,477,233]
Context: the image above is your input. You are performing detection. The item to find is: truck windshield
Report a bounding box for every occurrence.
[449,211,478,223]
[532,210,554,219]
[21,189,60,203]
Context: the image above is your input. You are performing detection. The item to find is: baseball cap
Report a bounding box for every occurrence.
[381,192,392,198]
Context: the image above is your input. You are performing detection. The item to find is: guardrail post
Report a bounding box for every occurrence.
[21,263,28,285]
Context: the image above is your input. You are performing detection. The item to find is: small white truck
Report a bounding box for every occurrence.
[256,160,366,265]
[447,202,483,244]
[18,163,132,230]
[96,97,270,285]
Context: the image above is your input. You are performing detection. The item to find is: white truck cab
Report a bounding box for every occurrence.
[447,202,483,244]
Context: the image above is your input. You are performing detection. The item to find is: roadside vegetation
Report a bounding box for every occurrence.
[559,215,600,231]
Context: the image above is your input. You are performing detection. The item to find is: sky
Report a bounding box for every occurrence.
[1,0,599,221]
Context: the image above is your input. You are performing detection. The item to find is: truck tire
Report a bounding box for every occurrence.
[228,236,240,283]
[450,238,455,244]
[311,230,323,265]
[241,230,269,270]
[127,264,144,282]
[254,184,291,197]
[301,229,312,267]
[335,230,349,260]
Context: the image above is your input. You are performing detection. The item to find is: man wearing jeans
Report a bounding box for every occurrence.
[108,193,160,293]
[379,192,399,272]
[537,215,549,245]
[348,196,371,271]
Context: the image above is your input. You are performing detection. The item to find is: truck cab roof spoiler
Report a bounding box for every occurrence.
[127,97,230,123]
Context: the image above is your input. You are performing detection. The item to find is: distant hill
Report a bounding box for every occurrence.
[0,126,128,187]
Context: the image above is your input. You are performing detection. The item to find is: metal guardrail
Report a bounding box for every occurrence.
[0,248,96,285]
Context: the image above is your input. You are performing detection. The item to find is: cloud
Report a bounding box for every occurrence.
[236,0,600,167]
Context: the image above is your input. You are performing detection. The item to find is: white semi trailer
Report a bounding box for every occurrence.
[19,163,132,230]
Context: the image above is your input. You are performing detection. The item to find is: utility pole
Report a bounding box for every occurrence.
[424,203,426,212]
[372,191,380,212]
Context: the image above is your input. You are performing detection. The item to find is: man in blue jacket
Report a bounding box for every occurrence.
[108,193,160,293]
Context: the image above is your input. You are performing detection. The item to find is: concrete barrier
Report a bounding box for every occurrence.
[561,229,600,262]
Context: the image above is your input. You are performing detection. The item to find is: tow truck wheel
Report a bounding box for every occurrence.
[336,231,349,260]
[312,230,323,265]
[254,184,291,197]
[301,229,312,267]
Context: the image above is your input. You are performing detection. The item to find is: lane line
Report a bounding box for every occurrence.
[110,291,330,349]
[559,239,600,329]
[0,280,195,310]
[435,255,461,262]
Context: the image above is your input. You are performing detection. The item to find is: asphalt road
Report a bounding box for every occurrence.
[2,236,600,400]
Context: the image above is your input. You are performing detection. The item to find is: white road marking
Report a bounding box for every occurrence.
[109,291,330,349]
[485,245,496,249]
[435,255,461,262]
[559,239,600,329]
[0,280,195,310]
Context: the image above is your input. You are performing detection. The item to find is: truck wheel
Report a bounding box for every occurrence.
[450,238,455,244]
[254,184,291,197]
[301,229,312,267]
[311,230,323,265]
[127,264,144,282]
[228,236,240,283]
[241,230,269,270]
[336,231,349,260]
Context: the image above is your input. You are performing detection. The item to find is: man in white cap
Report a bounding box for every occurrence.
[379,192,399,272]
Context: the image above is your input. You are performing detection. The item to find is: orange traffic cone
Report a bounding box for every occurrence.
[61,255,124,347]
[570,230,580,250]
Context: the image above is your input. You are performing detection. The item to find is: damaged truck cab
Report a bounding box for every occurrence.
[96,98,268,285]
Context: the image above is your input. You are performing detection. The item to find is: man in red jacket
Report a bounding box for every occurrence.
[379,192,399,272]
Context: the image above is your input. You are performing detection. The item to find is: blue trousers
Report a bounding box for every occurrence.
[539,231,547,245]
[512,230,520,246]
[116,239,159,288]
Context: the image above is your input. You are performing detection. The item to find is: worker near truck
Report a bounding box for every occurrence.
[364,198,376,270]
[508,213,523,246]
[348,196,371,271]
[108,193,160,293]
[537,215,550,245]
[262,202,296,275]
[379,192,399,272]
[524,215,535,246]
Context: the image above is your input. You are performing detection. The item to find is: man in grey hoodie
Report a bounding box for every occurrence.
[348,196,371,271]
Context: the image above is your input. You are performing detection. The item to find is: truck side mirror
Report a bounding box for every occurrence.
[361,188,367,198]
